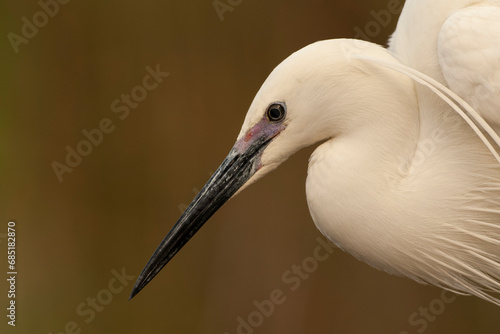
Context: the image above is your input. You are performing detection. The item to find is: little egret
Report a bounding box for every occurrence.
[130,0,500,307]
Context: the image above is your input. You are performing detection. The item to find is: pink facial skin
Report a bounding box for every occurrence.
[233,116,287,170]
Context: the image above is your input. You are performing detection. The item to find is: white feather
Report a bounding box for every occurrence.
[232,0,500,307]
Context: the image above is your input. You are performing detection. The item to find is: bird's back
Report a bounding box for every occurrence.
[390,0,500,128]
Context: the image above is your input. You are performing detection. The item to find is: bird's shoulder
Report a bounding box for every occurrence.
[438,4,500,125]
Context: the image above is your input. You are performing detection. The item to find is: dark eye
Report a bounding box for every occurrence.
[266,103,286,123]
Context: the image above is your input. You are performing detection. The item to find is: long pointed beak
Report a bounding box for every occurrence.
[129,119,284,299]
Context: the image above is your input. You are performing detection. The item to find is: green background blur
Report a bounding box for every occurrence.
[1,0,499,333]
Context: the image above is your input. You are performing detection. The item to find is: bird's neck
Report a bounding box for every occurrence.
[311,96,421,194]
[306,71,421,269]
[310,51,423,185]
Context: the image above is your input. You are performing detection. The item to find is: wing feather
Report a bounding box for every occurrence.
[438,6,500,125]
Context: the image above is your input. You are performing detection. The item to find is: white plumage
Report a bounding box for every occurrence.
[438,5,500,125]
[237,0,500,305]
[131,0,500,305]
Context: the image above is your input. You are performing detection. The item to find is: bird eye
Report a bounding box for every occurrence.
[266,103,286,123]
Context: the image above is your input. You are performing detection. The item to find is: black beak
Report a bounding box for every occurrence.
[129,129,277,299]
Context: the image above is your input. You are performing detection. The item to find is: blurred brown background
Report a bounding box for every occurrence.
[1,0,499,333]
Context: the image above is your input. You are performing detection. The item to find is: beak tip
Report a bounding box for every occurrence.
[128,281,142,300]
[131,136,266,297]
[128,257,166,301]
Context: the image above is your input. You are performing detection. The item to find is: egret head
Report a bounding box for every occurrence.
[130,39,388,298]
[234,38,398,188]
